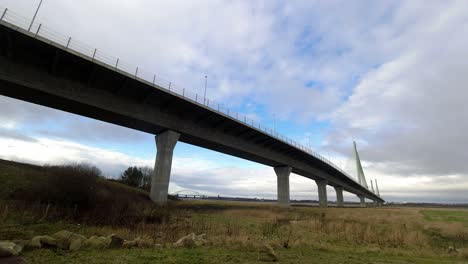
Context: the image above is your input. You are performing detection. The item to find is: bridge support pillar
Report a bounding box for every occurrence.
[315,179,328,208]
[274,166,292,207]
[334,186,344,207]
[358,195,366,208]
[150,130,180,205]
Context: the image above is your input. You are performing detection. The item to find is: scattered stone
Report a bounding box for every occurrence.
[258,243,278,262]
[51,230,74,249]
[154,244,162,248]
[173,233,208,248]
[194,234,208,247]
[29,236,57,249]
[69,235,85,252]
[448,246,459,254]
[108,234,124,248]
[135,237,154,248]
[83,236,111,250]
[0,241,23,258]
[122,240,137,249]
[11,241,29,249]
[174,233,196,248]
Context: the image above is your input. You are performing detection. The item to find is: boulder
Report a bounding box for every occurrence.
[69,234,86,252]
[51,230,86,251]
[83,236,111,250]
[0,241,23,258]
[194,234,208,246]
[11,241,29,249]
[174,233,196,248]
[108,234,124,248]
[29,236,57,249]
[258,243,278,262]
[134,237,154,248]
[51,230,74,249]
[448,246,459,254]
[122,240,137,249]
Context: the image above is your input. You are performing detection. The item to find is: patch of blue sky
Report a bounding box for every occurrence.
[304,79,324,91]
[294,27,323,56]
[282,120,330,149]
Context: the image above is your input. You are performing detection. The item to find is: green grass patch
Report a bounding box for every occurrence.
[22,247,462,264]
[422,209,468,226]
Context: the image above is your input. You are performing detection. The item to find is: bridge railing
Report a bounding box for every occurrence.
[0,6,367,190]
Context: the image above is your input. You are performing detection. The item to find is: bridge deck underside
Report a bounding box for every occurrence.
[0,22,383,202]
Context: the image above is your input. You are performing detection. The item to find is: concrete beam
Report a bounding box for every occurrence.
[334,186,344,207]
[274,166,292,207]
[112,76,127,94]
[0,22,384,202]
[358,195,366,208]
[139,87,155,103]
[49,50,60,75]
[150,130,180,205]
[315,179,328,208]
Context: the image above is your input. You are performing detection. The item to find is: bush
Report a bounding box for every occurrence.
[118,166,153,191]
[140,166,153,192]
[43,163,100,209]
[119,167,144,188]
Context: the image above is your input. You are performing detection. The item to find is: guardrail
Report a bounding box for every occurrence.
[0,6,368,191]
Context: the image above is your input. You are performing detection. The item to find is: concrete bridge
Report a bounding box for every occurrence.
[0,8,384,207]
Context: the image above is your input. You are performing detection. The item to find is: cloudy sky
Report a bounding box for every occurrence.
[1,0,467,203]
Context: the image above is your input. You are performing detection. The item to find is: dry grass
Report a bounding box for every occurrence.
[2,198,466,255]
[1,160,467,261]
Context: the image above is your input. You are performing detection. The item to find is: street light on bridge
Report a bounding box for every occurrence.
[204,75,207,105]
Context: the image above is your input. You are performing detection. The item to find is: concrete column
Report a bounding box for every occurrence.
[150,130,180,205]
[274,166,292,207]
[334,186,344,207]
[358,195,366,208]
[315,179,328,208]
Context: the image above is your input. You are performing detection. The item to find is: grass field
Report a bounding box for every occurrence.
[423,210,468,226]
[1,159,467,263]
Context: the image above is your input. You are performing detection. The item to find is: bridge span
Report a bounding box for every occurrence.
[0,9,384,207]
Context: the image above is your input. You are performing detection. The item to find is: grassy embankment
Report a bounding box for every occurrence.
[1,159,468,263]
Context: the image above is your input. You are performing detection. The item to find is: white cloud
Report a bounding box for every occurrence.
[0,137,152,174]
[1,1,468,203]
[327,0,468,177]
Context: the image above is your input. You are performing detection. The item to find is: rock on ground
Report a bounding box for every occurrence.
[0,241,23,258]
[448,246,459,254]
[51,230,75,249]
[29,236,57,249]
[108,234,124,248]
[174,233,208,248]
[134,237,155,248]
[83,236,112,250]
[258,243,278,262]
[174,233,196,248]
[194,234,208,246]
[122,240,137,249]
[51,230,86,251]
